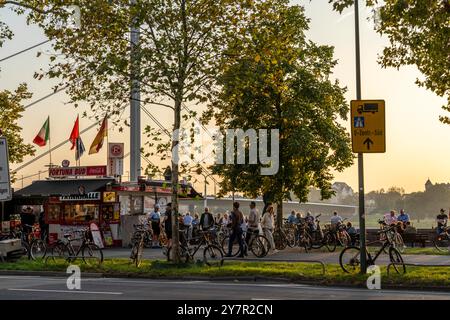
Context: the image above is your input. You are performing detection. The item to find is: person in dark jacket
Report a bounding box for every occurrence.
[200,207,215,231]
[226,202,244,258]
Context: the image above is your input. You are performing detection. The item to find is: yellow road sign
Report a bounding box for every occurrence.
[351,100,385,153]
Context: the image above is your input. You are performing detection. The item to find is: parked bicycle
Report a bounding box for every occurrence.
[222,229,270,258]
[379,220,405,253]
[130,224,152,267]
[432,226,450,252]
[309,214,336,252]
[333,218,351,247]
[46,228,103,265]
[166,229,223,266]
[294,220,313,252]
[11,224,46,260]
[339,224,406,274]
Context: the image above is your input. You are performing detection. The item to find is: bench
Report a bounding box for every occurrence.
[401,233,428,248]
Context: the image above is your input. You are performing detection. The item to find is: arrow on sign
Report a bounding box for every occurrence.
[363,138,374,150]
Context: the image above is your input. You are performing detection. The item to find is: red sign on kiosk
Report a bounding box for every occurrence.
[49,165,107,178]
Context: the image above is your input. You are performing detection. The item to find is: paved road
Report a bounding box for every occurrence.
[104,247,450,265]
[0,275,449,300]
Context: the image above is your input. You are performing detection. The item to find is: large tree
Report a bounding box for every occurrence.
[329,0,450,122]
[12,0,256,262]
[206,0,353,226]
[0,84,35,179]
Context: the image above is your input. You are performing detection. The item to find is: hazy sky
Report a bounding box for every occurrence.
[0,0,447,194]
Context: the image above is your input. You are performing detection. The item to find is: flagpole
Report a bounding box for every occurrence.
[48,117,52,170]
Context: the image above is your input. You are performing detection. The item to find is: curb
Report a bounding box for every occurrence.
[1,270,450,292]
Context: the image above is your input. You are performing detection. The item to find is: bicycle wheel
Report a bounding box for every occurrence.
[46,242,70,264]
[273,230,287,250]
[433,235,450,252]
[130,242,144,268]
[338,232,351,247]
[285,228,296,248]
[221,236,241,257]
[324,233,337,252]
[21,242,30,260]
[203,245,224,267]
[82,244,104,266]
[256,235,270,257]
[310,231,324,249]
[393,233,405,253]
[249,237,266,258]
[339,246,362,274]
[389,247,406,274]
[166,246,190,263]
[300,233,313,252]
[30,239,47,260]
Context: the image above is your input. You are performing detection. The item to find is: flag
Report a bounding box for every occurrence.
[33,116,50,147]
[76,137,86,161]
[89,115,108,155]
[70,116,80,150]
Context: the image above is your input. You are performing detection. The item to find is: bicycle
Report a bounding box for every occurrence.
[294,221,313,252]
[333,218,351,247]
[379,220,405,253]
[339,225,406,274]
[222,229,270,258]
[282,219,297,248]
[166,229,223,266]
[46,228,103,265]
[309,214,336,252]
[129,224,152,267]
[11,224,47,260]
[432,226,450,252]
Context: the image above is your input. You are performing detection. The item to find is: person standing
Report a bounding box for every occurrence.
[200,207,215,231]
[226,202,244,258]
[149,204,161,248]
[183,212,194,242]
[38,209,49,242]
[261,205,277,254]
[246,201,260,247]
[330,211,343,226]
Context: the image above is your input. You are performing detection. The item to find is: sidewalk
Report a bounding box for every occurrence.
[102,247,450,265]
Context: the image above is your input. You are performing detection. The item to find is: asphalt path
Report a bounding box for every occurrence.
[103,247,450,265]
[0,275,449,300]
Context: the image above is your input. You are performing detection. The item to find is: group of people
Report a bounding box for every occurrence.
[146,201,279,258]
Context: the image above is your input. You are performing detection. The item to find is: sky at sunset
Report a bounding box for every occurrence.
[0,0,447,195]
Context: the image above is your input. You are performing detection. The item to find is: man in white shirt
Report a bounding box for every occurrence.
[148,204,161,248]
[384,210,398,225]
[245,202,261,250]
[330,211,343,225]
[183,212,194,241]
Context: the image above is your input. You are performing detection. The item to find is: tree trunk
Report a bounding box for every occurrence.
[276,199,283,229]
[170,98,182,264]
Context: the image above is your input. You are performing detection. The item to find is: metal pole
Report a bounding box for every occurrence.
[1,202,4,223]
[354,0,367,274]
[130,0,141,182]
[204,176,207,210]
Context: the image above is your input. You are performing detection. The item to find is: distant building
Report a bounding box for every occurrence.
[425,178,433,191]
[305,182,354,204]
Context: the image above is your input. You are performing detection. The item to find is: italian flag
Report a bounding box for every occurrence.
[33,116,50,147]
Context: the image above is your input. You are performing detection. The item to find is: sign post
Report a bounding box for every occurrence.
[0,137,12,222]
[108,143,124,177]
